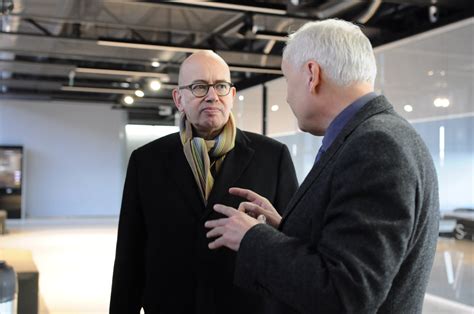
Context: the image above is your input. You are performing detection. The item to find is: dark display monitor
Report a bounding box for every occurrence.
[0,145,23,219]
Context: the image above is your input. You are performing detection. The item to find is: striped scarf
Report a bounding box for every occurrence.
[179,112,236,204]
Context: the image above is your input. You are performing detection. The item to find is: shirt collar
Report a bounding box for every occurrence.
[321,92,378,152]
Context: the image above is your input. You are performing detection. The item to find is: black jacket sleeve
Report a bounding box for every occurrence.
[274,144,298,214]
[110,151,147,314]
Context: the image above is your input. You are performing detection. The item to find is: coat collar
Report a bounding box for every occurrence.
[279,95,393,229]
[203,129,254,220]
[166,130,255,220]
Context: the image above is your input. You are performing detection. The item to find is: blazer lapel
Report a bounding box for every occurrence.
[280,96,393,228]
[203,130,254,220]
[166,146,205,216]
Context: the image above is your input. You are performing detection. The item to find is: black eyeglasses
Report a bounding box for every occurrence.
[178,82,234,98]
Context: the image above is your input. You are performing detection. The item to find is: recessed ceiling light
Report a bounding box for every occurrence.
[124,96,134,105]
[151,61,160,68]
[271,105,279,112]
[149,80,161,91]
[120,82,130,88]
[428,70,434,76]
[404,105,413,112]
[434,97,450,108]
[135,90,145,97]
[238,95,244,101]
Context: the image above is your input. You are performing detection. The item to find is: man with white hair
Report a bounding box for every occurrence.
[205,19,439,313]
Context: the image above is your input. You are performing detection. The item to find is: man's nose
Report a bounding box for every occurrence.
[204,85,219,101]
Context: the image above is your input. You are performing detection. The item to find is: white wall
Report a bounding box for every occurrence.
[125,124,179,163]
[0,100,127,218]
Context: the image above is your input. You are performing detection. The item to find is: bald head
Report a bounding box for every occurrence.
[173,50,235,139]
[178,50,231,86]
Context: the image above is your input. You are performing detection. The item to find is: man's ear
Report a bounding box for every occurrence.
[172,88,184,112]
[306,61,321,94]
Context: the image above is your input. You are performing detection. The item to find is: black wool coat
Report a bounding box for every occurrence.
[110,129,298,314]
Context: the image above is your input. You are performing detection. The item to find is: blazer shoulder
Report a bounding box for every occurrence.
[134,132,181,157]
[240,130,287,151]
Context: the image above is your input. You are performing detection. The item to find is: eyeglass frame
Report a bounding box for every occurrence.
[178,81,234,98]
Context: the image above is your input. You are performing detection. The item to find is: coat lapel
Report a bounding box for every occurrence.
[166,140,205,216]
[280,96,393,229]
[203,130,254,220]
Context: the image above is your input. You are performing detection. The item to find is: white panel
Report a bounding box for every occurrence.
[233,85,263,134]
[0,100,127,218]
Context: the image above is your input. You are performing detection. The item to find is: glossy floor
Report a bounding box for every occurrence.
[0,219,472,313]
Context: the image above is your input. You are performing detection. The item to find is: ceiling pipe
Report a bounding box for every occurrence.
[314,1,361,19]
[357,0,383,24]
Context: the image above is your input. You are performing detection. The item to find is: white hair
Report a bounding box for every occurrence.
[283,19,377,87]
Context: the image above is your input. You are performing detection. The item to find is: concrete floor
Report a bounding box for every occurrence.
[0,219,473,314]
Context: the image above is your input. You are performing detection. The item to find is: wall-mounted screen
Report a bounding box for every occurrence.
[0,146,23,219]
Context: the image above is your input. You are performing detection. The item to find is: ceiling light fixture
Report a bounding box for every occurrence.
[135,90,145,97]
[149,80,162,91]
[124,96,134,105]
[97,40,207,53]
[403,105,413,112]
[271,105,279,112]
[151,61,160,68]
[433,97,450,108]
[238,95,244,101]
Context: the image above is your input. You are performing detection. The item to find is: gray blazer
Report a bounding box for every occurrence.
[235,96,439,314]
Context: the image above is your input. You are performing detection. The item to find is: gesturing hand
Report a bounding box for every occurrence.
[231,187,282,228]
[205,204,260,251]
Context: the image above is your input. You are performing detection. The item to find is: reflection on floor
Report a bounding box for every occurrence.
[0,219,117,314]
[0,219,473,313]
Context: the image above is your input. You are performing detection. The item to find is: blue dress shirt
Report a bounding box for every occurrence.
[315,92,378,163]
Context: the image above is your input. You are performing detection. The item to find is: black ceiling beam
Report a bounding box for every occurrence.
[23,18,52,36]
[234,73,281,91]
[0,31,283,58]
[382,0,474,9]
[148,1,313,20]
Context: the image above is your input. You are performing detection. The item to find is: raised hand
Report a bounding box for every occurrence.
[231,187,282,228]
[205,204,260,251]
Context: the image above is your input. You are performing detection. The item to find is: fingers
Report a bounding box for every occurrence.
[206,226,225,238]
[239,202,263,216]
[208,237,226,249]
[229,187,263,202]
[213,204,237,217]
[204,217,227,228]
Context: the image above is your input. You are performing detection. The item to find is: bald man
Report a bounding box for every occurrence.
[110,51,298,314]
